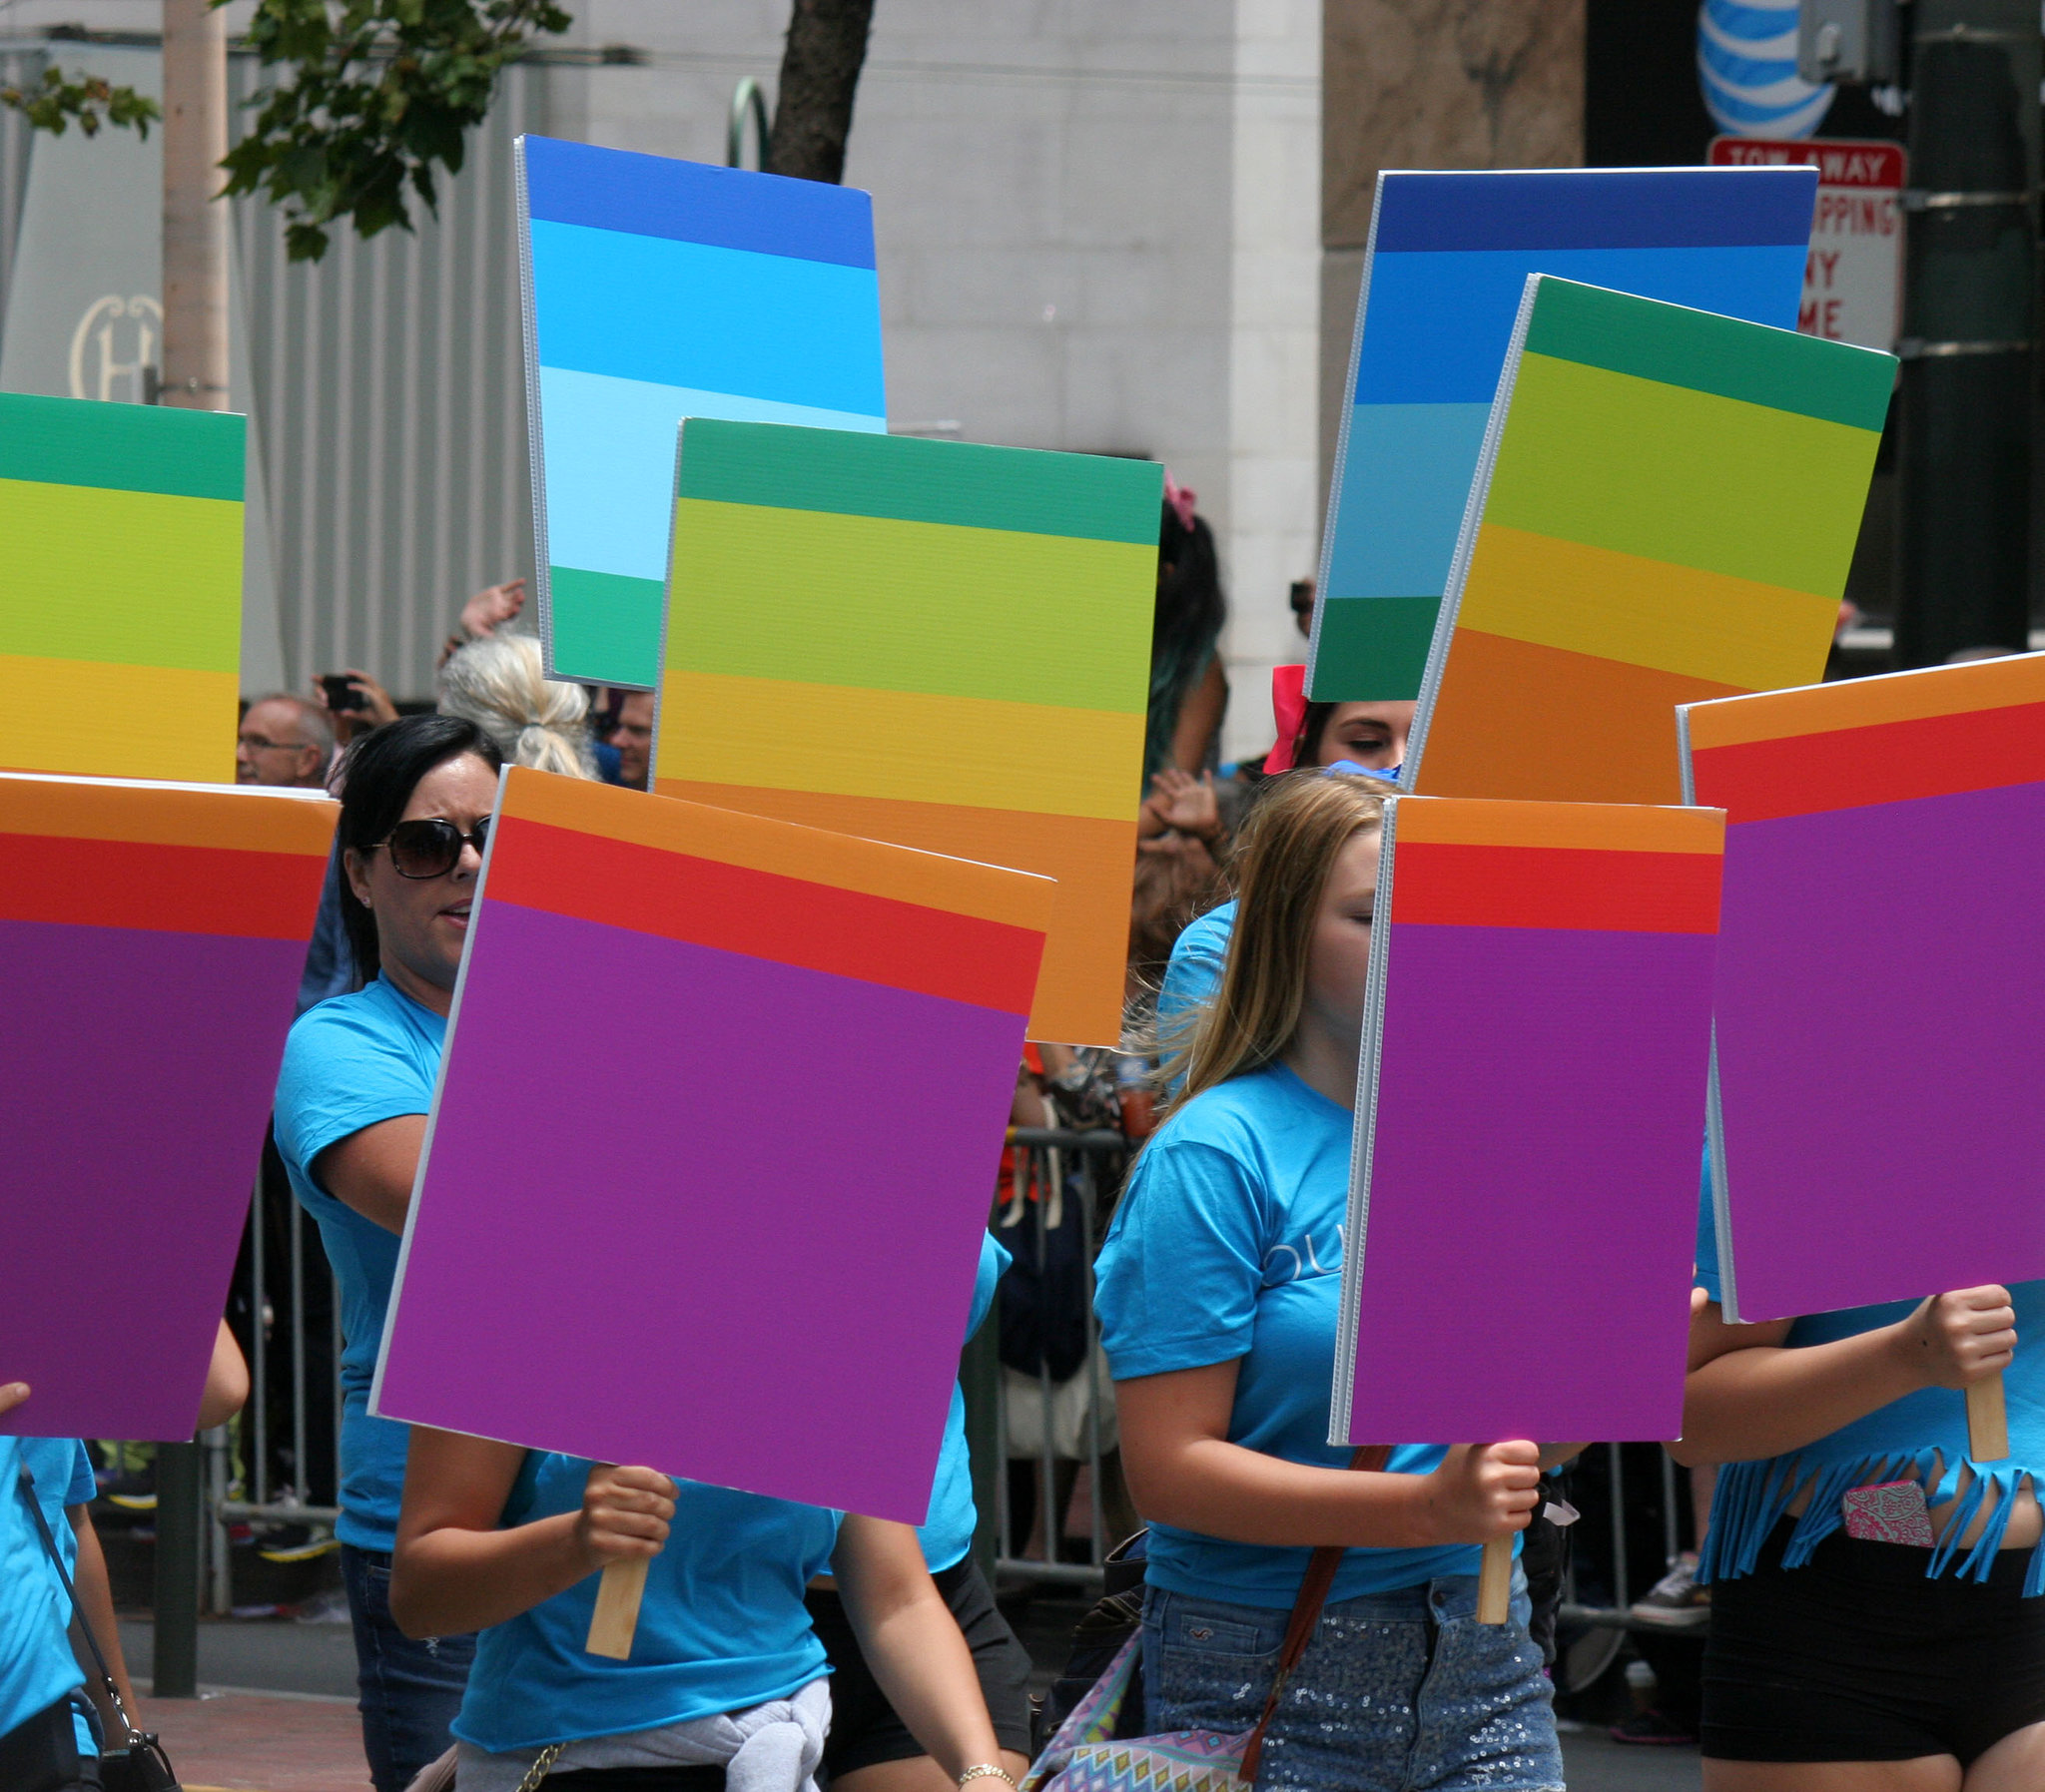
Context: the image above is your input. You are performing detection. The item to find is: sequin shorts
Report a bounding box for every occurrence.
[1141,1570,1563,1791]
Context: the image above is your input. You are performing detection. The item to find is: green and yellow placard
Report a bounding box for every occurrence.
[0,392,245,784]
[654,419,1161,1046]
[1405,276,1894,806]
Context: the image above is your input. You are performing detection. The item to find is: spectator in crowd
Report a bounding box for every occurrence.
[435,579,526,672]
[239,694,337,789]
[608,689,655,791]
[272,716,503,1790]
[1096,771,1566,1792]
[391,1432,1016,1790]
[1144,476,1227,783]
[436,632,597,777]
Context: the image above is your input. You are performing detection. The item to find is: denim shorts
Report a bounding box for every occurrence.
[1142,1570,1563,1791]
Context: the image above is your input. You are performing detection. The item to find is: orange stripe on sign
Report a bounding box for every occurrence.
[483,817,1045,1014]
[0,832,332,938]
[1391,841,1723,933]
[1391,795,1724,858]
[1681,651,2045,752]
[0,774,336,856]
[1690,698,2045,823]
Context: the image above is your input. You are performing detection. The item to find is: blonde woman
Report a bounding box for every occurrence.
[1093,772,1565,1792]
[436,633,597,778]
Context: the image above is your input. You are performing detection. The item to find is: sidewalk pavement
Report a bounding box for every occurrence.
[134,1689,369,1792]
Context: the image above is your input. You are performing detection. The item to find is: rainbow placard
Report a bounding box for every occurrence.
[1335,796,1723,1445]
[1405,276,1893,807]
[654,419,1160,1046]
[0,772,335,1439]
[372,768,1049,1519]
[1684,655,2045,1322]
[517,136,887,690]
[1309,167,1816,702]
[0,392,245,783]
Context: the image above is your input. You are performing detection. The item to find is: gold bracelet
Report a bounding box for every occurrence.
[958,1767,1017,1790]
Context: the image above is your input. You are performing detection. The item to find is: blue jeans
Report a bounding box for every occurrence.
[341,1542,477,1792]
[1143,1571,1564,1791]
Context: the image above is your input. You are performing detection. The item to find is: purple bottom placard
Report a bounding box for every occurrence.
[374,901,1024,1521]
[1715,783,2045,1321]
[1347,923,1716,1446]
[1,919,304,1439]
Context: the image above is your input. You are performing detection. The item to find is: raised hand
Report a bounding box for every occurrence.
[573,1463,677,1571]
[1419,1441,1541,1544]
[1897,1287,2017,1390]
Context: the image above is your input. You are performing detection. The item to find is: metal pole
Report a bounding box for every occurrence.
[152,1439,202,1697]
[1893,0,2040,664]
[1607,1445,1630,1611]
[160,0,231,412]
[290,1196,308,1499]
[250,1173,268,1507]
[204,1424,232,1615]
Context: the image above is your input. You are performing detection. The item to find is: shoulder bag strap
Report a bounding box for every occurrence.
[1237,1445,1391,1783]
[15,1464,139,1747]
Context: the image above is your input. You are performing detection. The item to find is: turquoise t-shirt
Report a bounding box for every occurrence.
[455,1453,841,1752]
[917,1232,1011,1572]
[1694,1162,2045,1589]
[274,975,446,1551]
[0,1438,85,1741]
[1095,1062,1491,1606]
[1156,900,1234,1051]
[18,1440,98,1752]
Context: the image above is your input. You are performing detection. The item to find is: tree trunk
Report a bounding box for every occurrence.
[765,0,875,185]
[161,0,230,410]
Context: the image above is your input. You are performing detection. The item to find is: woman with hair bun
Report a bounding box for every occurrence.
[436,632,597,779]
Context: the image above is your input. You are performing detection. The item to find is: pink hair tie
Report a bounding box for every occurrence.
[1263,665,1308,774]
[1162,471,1198,536]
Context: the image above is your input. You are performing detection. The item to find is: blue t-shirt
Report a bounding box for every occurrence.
[274,975,446,1550]
[1156,901,1234,1050]
[0,1438,85,1741]
[917,1233,1011,1572]
[456,1453,841,1752]
[18,1441,98,1751]
[1095,1063,1486,1605]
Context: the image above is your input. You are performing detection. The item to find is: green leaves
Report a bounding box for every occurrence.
[220,0,572,262]
[0,65,163,139]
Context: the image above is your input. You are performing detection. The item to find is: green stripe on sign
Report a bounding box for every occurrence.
[0,479,242,669]
[0,391,245,501]
[1522,277,1895,433]
[1485,352,1879,599]
[674,419,1164,545]
[1306,596,1441,703]
[546,566,666,690]
[664,499,1154,711]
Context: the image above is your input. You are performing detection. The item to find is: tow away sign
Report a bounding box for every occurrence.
[1709,137,1904,353]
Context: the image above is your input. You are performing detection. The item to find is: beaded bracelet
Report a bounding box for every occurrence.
[958,1767,1018,1790]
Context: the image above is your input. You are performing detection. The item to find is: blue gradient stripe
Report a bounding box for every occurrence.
[1324,403,1490,600]
[1703,0,1799,43]
[1698,32,1798,86]
[520,135,876,269]
[1371,168,1815,254]
[537,365,884,583]
[1353,243,1808,404]
[530,221,886,417]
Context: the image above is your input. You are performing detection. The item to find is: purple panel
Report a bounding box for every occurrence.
[1347,922,1716,1445]
[1714,781,2045,1320]
[0,919,305,1439]
[374,898,1027,1521]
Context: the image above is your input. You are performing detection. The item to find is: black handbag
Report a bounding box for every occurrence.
[16,1465,181,1791]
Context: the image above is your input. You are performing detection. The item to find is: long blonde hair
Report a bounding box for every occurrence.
[1168,771,1392,1104]
[436,633,596,778]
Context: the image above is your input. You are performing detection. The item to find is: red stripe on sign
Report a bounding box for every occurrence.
[0,833,330,939]
[482,817,1043,1014]
[1392,842,1723,934]
[1691,699,2045,823]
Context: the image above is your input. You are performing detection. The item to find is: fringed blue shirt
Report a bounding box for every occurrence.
[1694,1165,2045,1595]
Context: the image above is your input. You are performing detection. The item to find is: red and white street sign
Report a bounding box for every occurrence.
[1709,136,1906,353]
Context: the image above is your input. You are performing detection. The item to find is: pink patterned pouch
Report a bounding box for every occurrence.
[1842,1480,1935,1546]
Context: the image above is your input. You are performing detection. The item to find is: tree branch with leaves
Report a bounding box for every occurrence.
[219,0,570,262]
[0,64,161,139]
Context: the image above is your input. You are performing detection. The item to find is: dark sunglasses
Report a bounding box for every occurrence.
[371,817,491,880]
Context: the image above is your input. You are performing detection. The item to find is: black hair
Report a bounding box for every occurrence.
[1295,700,1337,768]
[336,715,502,982]
[1146,498,1226,779]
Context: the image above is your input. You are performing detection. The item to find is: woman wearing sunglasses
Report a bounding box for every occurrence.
[271,714,505,1792]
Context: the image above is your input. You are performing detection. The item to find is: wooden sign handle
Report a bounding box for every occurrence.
[1476,1534,1513,1625]
[1968,1373,2011,1463]
[585,1556,648,1659]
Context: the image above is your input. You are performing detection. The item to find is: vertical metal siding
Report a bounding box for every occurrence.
[229,58,548,700]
